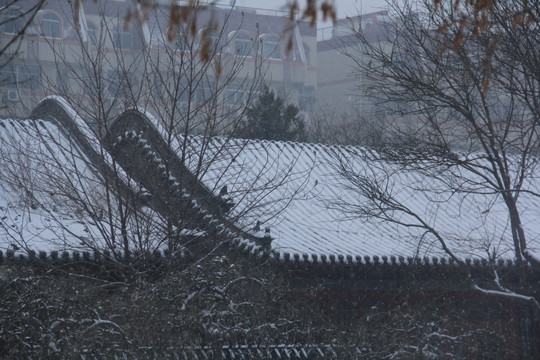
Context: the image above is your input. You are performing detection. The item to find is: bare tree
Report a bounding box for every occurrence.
[327,4,540,355]
[329,0,540,322]
[0,1,312,270]
[0,0,45,71]
[343,0,540,262]
[0,5,327,352]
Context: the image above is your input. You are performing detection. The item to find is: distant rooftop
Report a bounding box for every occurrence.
[317,10,390,41]
[153,0,295,18]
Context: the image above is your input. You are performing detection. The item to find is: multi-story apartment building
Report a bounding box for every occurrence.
[0,0,316,128]
[316,11,391,142]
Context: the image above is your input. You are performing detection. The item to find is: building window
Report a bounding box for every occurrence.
[263,36,281,60]
[1,9,25,35]
[83,75,100,98]
[174,33,187,51]
[196,79,214,104]
[39,12,62,39]
[176,79,189,109]
[209,31,220,51]
[170,25,190,52]
[0,64,40,90]
[234,33,252,57]
[58,67,69,93]
[87,21,98,46]
[226,82,245,106]
[106,70,134,99]
[113,26,132,50]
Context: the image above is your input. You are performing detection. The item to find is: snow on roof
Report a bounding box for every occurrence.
[0,116,162,254]
[0,117,99,252]
[187,136,540,263]
[2,99,539,265]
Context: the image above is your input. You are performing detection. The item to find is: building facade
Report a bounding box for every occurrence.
[0,0,317,127]
[316,11,392,143]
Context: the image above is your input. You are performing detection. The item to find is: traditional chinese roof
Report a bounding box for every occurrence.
[186,134,540,265]
[1,98,539,267]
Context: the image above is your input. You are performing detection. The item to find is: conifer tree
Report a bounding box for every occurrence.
[234,86,306,142]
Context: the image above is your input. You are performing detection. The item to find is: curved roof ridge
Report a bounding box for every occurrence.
[31,96,133,185]
[26,99,273,255]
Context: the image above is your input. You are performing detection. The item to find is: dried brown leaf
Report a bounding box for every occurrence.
[438,22,448,34]
[512,13,524,28]
[321,2,336,23]
[124,9,132,31]
[215,61,222,78]
[190,19,197,37]
[289,1,298,22]
[167,25,177,43]
[482,78,490,96]
[480,12,488,30]
[200,29,211,62]
[72,0,81,31]
[301,0,317,26]
[438,43,447,57]
[286,36,293,54]
[453,32,464,50]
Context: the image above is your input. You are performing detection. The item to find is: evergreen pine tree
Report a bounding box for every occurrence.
[233,86,306,142]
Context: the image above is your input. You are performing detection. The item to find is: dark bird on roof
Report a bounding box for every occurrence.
[253,220,262,232]
[219,185,228,197]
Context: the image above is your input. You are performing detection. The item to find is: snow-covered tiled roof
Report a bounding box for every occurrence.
[2,98,539,266]
[185,136,540,264]
[0,117,105,252]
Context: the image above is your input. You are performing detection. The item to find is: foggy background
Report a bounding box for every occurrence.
[217,0,389,26]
